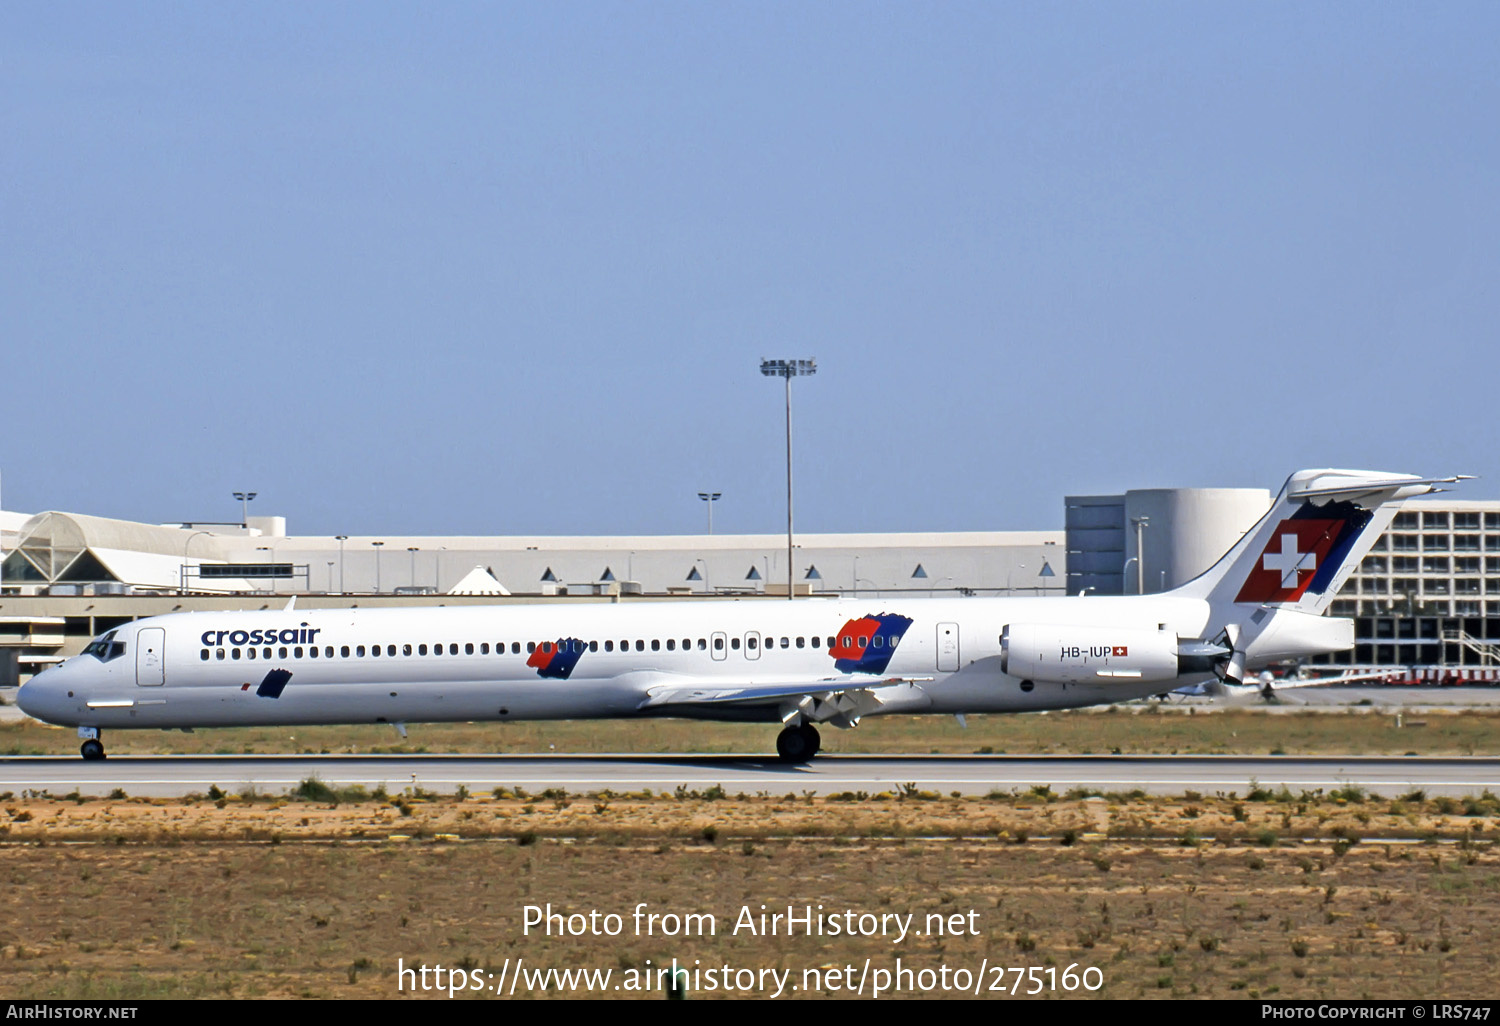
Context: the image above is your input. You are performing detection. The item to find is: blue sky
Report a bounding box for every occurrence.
[4,3,1496,536]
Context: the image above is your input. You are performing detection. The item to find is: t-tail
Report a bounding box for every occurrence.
[1172,469,1470,683]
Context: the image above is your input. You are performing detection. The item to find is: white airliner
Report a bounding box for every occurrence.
[16,469,1465,762]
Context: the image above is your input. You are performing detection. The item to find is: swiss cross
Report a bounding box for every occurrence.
[1262,532,1314,587]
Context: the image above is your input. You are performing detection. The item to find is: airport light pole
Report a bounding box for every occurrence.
[697,492,721,534]
[335,536,348,594]
[408,546,420,590]
[327,561,335,594]
[1122,556,1138,595]
[233,491,257,528]
[372,541,385,594]
[1130,516,1150,595]
[760,358,815,600]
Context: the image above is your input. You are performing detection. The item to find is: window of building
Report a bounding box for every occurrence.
[1422,535,1451,551]
[1422,557,1450,573]
[1393,512,1419,529]
[1486,513,1500,530]
[1422,511,1450,529]
[1455,512,1480,529]
[1456,557,1481,573]
[1455,535,1481,552]
[1368,536,1389,552]
[1361,556,1388,574]
[1392,535,1419,551]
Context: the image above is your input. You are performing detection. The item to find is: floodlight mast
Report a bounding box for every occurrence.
[759,359,816,600]
[232,491,257,528]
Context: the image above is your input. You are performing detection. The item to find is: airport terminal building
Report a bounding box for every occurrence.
[2,485,1498,683]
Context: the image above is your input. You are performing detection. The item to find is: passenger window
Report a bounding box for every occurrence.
[541,642,552,654]
[889,636,899,648]
[371,646,380,658]
[309,646,318,658]
[449,643,458,655]
[842,636,852,648]
[635,640,645,652]
[403,644,413,656]
[232,648,241,660]
[827,637,836,648]
[713,637,724,651]
[811,636,820,648]
[731,637,740,650]
[280,647,290,658]
[465,643,474,655]
[872,636,883,648]
[698,638,706,650]
[857,636,868,647]
[589,640,598,652]
[200,650,209,661]
[341,646,351,657]
[652,639,661,651]
[796,637,805,648]
[263,647,272,660]
[216,649,225,660]
[748,637,758,650]
[248,648,258,660]
[481,643,490,655]
[356,645,366,657]
[387,645,396,657]
[294,647,304,658]
[419,644,428,656]
[512,642,521,654]
[667,639,676,651]
[605,640,614,652]
[780,637,789,649]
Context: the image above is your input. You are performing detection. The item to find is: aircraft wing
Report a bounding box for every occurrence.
[638,673,931,710]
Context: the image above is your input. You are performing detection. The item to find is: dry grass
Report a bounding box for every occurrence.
[4,705,1499,758]
[2,790,1498,999]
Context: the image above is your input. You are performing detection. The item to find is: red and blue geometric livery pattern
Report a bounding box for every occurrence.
[1234,500,1372,604]
[829,613,913,674]
[526,638,586,679]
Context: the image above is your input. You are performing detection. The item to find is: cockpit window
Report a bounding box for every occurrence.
[82,631,127,663]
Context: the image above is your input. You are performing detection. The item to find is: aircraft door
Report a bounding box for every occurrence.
[744,631,761,660]
[711,631,727,661]
[936,622,960,672]
[136,627,166,686]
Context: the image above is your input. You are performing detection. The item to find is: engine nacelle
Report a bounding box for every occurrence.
[1000,623,1181,684]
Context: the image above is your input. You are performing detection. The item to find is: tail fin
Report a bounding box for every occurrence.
[1174,469,1468,614]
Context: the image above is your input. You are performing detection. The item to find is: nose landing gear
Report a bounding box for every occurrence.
[775,723,821,763]
[78,727,106,761]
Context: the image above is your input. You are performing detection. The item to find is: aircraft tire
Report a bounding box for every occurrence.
[776,726,815,764]
[800,723,821,758]
[80,739,106,761]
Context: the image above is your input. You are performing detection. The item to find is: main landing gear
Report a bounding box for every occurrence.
[775,723,821,764]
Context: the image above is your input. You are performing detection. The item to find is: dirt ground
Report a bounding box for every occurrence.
[3,789,1497,999]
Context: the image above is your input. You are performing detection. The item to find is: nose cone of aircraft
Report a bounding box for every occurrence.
[16,663,76,726]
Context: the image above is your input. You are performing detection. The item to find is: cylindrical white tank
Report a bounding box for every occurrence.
[1123,488,1271,593]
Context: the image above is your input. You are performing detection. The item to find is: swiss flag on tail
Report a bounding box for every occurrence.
[1234,519,1344,604]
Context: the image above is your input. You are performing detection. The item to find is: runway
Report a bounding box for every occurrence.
[3,753,1499,798]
